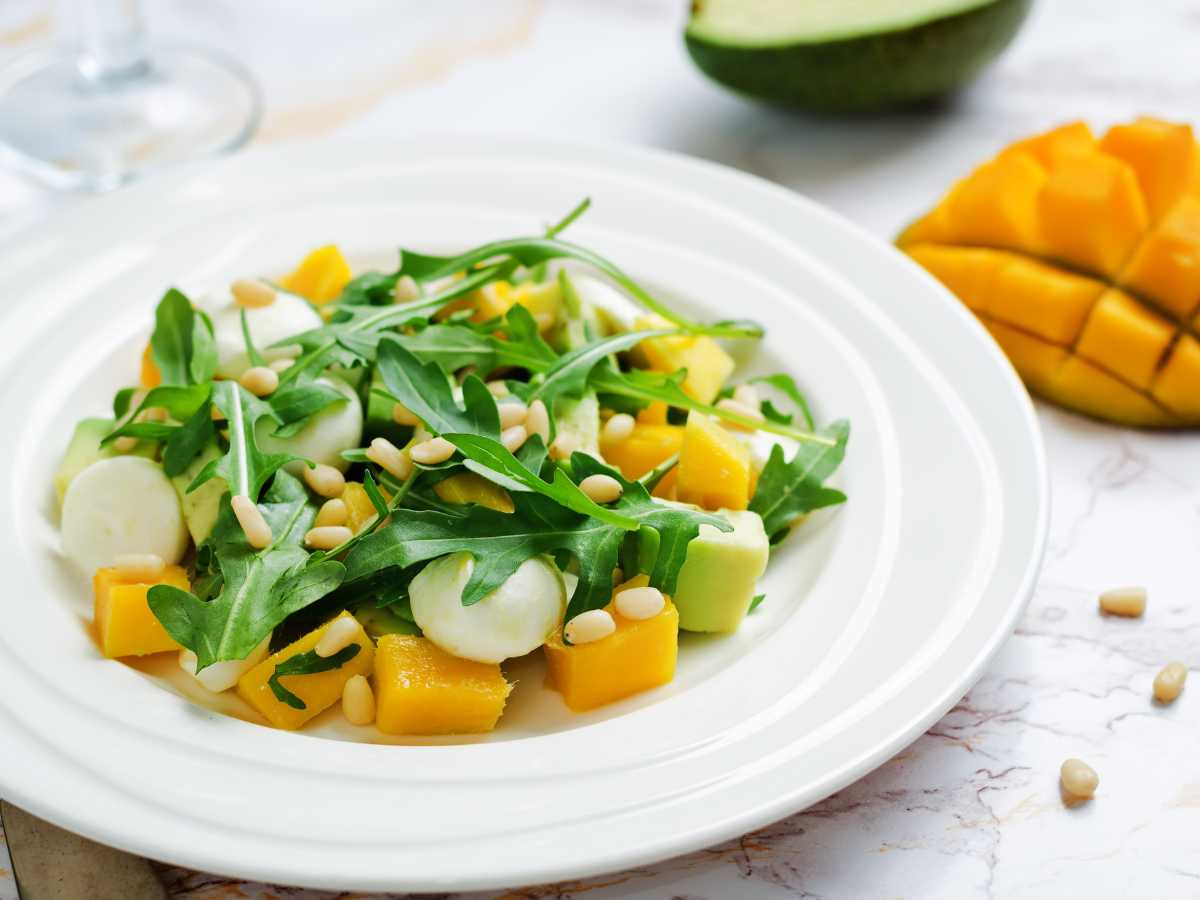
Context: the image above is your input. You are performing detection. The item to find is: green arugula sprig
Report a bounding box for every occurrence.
[149,288,217,386]
[267,643,361,710]
[749,420,850,542]
[375,339,501,438]
[149,471,346,670]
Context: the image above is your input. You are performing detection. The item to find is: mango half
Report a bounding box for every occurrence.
[900,117,1200,427]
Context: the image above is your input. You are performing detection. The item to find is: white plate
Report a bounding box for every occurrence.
[0,139,1046,892]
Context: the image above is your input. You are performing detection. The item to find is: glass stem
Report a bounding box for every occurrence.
[73,0,150,85]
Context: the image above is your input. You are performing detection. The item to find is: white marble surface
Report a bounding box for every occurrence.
[2,1,1199,897]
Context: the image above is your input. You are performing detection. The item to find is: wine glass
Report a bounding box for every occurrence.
[0,0,261,191]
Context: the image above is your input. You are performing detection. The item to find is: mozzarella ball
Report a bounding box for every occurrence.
[178,635,271,693]
[61,456,188,575]
[202,287,321,380]
[410,552,566,664]
[255,376,362,473]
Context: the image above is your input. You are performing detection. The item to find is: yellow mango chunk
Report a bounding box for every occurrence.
[1048,357,1176,427]
[905,244,1007,313]
[1152,334,1200,418]
[631,315,734,405]
[1122,196,1200,320]
[342,482,382,534]
[1038,152,1149,277]
[446,279,563,326]
[942,153,1047,253]
[280,245,352,305]
[1075,290,1174,389]
[600,423,683,481]
[93,565,189,658]
[990,255,1106,344]
[236,612,374,730]
[139,344,161,389]
[374,634,511,735]
[980,318,1069,395]
[1000,121,1095,168]
[433,472,514,513]
[544,575,678,712]
[676,410,752,511]
[1099,118,1196,221]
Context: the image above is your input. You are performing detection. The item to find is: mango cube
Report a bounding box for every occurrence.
[280,244,352,305]
[236,612,374,730]
[342,482,382,534]
[93,565,189,658]
[139,343,161,389]
[675,410,752,511]
[544,575,678,712]
[600,423,683,481]
[631,315,734,404]
[942,153,1047,253]
[1099,118,1197,221]
[374,634,511,735]
[1075,289,1175,389]
[1000,121,1095,168]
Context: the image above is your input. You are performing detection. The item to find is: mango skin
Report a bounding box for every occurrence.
[901,117,1200,427]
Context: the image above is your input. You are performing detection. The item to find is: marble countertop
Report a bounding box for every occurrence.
[1,1,1198,897]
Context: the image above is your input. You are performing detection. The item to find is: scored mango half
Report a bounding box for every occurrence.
[900,117,1200,426]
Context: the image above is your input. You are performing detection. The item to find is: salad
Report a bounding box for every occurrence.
[56,201,849,736]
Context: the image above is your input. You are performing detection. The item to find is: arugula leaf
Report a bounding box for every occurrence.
[749,593,765,613]
[375,338,500,438]
[149,288,216,386]
[344,454,725,619]
[545,197,591,238]
[240,308,267,368]
[162,397,216,477]
[189,381,303,500]
[444,433,638,530]
[267,643,361,710]
[751,374,815,431]
[528,328,674,416]
[590,364,835,447]
[148,470,345,669]
[400,306,557,375]
[101,384,211,446]
[269,383,347,438]
[749,420,850,542]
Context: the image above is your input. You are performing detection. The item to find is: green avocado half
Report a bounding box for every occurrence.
[685,0,1032,113]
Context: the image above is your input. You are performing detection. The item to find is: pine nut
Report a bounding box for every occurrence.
[315,498,349,528]
[114,553,164,582]
[269,357,295,373]
[274,343,303,359]
[1153,661,1188,704]
[1060,758,1099,800]
[486,380,510,397]
[392,402,421,426]
[305,525,353,550]
[564,609,616,644]
[733,383,761,409]
[342,674,376,725]
[366,437,412,480]
[239,365,279,397]
[715,397,764,431]
[526,399,550,442]
[580,473,623,504]
[393,275,420,303]
[410,437,456,465]
[498,401,528,429]
[602,413,635,444]
[1099,586,1146,617]
[550,433,581,461]
[315,616,359,658]
[615,585,665,620]
[501,425,528,453]
[138,406,168,423]
[114,436,139,453]
[303,463,346,499]
[231,495,272,549]
[231,278,277,308]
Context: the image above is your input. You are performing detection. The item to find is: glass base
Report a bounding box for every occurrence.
[0,44,261,191]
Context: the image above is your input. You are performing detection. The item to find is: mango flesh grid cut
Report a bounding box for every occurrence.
[900,117,1200,427]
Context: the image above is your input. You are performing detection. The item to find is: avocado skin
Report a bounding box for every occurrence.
[685,0,1032,113]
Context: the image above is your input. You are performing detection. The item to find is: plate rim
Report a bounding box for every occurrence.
[0,135,1049,891]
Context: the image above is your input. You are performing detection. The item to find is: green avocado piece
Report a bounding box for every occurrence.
[555,389,600,456]
[53,418,155,507]
[672,509,769,633]
[685,0,1031,113]
[170,443,225,546]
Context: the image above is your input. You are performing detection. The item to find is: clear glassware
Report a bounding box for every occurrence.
[0,0,261,191]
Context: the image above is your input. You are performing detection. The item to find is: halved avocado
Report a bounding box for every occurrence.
[685,0,1032,113]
